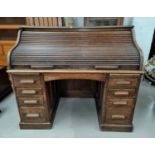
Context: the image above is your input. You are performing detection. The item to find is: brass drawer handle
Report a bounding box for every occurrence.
[116,81,131,85]
[113,101,127,105]
[23,100,38,104]
[114,91,129,96]
[26,113,39,118]
[112,115,125,119]
[21,90,37,94]
[19,80,35,84]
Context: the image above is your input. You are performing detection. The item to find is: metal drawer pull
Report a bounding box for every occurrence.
[19,80,35,84]
[22,90,37,94]
[113,101,127,105]
[116,81,131,85]
[112,115,125,119]
[114,91,129,96]
[26,113,39,118]
[23,100,38,104]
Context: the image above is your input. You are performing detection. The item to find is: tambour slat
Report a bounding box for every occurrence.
[10,27,141,70]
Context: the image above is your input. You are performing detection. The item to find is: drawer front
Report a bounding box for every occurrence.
[105,107,132,124]
[109,74,140,79]
[107,98,135,107]
[108,78,138,88]
[20,106,46,122]
[108,89,136,98]
[13,75,41,87]
[16,88,43,96]
[18,97,44,106]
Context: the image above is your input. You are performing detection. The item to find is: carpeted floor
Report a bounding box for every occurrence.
[0,80,155,138]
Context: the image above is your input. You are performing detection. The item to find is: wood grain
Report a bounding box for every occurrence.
[9,27,142,70]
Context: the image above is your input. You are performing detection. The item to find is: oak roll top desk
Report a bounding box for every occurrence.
[7,26,144,132]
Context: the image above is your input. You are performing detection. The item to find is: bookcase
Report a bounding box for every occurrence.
[0,17,62,100]
[0,17,62,67]
[0,17,25,66]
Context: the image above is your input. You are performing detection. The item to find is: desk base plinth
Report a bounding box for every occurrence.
[100,124,133,132]
[19,122,52,129]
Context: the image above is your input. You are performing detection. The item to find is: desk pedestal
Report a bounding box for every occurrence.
[9,71,141,132]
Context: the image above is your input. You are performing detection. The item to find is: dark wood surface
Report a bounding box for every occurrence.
[8,27,143,132]
[10,27,140,70]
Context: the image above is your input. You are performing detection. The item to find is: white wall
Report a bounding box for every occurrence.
[131,18,155,62]
[123,17,133,26]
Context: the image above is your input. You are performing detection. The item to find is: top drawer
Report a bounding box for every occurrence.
[108,74,140,88]
[13,74,41,87]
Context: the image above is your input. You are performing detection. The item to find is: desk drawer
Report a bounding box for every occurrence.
[13,75,41,87]
[107,98,135,108]
[108,78,138,88]
[20,106,46,123]
[18,97,44,106]
[16,88,43,96]
[108,89,136,98]
[105,107,132,124]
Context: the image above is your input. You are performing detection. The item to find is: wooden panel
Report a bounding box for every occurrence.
[10,27,141,70]
[20,106,46,122]
[105,107,132,124]
[106,98,135,107]
[26,17,61,27]
[13,75,41,87]
[18,96,44,106]
[44,73,106,81]
[108,78,138,88]
[7,69,144,74]
[0,41,16,66]
[52,17,57,26]
[108,89,136,98]
[34,17,40,26]
[48,18,53,26]
[26,17,31,25]
[0,45,3,55]
[43,17,49,26]
[3,45,13,55]
[39,17,44,26]
[16,88,43,96]
[0,56,6,66]
[28,17,34,26]
[109,74,140,78]
[57,80,98,98]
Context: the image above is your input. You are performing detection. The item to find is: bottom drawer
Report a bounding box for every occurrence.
[19,106,47,123]
[105,107,133,124]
